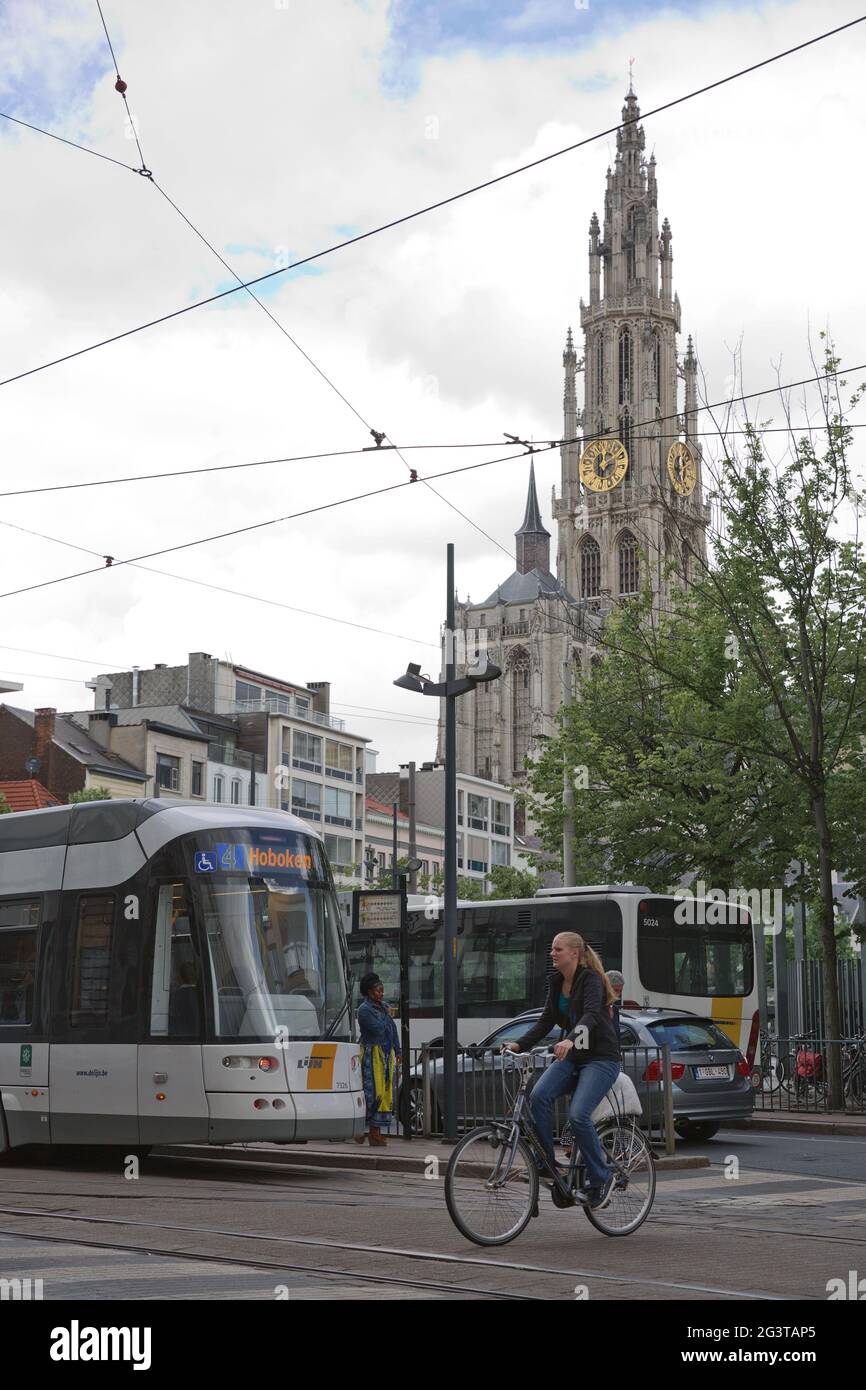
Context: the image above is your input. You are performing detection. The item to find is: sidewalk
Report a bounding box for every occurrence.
[165,1136,710,1176]
[733,1109,866,1138]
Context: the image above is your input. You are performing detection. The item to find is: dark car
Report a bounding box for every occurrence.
[404,1007,753,1139]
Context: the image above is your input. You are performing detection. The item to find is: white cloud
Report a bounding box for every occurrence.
[0,0,863,772]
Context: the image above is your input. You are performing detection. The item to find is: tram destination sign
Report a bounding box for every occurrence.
[353,890,402,931]
[193,838,314,876]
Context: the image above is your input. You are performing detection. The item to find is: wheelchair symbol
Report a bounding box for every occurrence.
[195,851,217,873]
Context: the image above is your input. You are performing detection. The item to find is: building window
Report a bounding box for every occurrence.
[291,779,322,821]
[191,761,203,797]
[467,836,488,874]
[324,786,352,827]
[235,679,263,709]
[72,895,114,1023]
[619,408,631,461]
[231,779,241,805]
[492,799,511,836]
[594,333,605,408]
[653,330,661,403]
[508,646,531,775]
[292,730,322,773]
[213,774,224,803]
[681,542,690,585]
[325,740,353,780]
[457,789,464,826]
[618,327,632,405]
[156,753,180,792]
[0,899,39,1025]
[324,834,353,870]
[619,531,639,595]
[480,613,486,627]
[492,840,511,866]
[580,538,601,598]
[467,794,488,830]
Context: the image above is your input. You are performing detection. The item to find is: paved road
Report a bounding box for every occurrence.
[0,1135,864,1301]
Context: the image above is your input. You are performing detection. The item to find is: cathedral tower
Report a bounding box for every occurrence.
[556,85,708,610]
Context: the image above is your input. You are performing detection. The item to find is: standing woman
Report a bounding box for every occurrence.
[356,973,401,1146]
[505,933,620,1206]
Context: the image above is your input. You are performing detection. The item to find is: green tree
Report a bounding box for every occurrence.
[485,864,539,899]
[529,342,866,1105]
[68,786,112,803]
[0,792,9,815]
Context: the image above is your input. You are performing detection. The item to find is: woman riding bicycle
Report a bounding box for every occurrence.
[504,932,621,1209]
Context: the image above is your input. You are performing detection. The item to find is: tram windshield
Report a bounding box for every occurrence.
[186,829,350,1041]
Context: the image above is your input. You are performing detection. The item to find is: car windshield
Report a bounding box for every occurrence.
[648,1019,737,1051]
[187,829,350,1041]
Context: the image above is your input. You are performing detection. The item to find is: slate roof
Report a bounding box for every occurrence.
[516,461,549,537]
[480,568,578,606]
[2,705,148,782]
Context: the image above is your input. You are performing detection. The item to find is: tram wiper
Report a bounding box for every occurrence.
[324,995,351,1039]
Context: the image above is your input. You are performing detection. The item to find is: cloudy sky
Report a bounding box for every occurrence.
[1,0,863,771]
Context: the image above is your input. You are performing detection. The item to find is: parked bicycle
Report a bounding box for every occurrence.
[750,1027,787,1094]
[444,1049,656,1246]
[843,1033,866,1106]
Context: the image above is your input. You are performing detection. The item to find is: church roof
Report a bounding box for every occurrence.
[480,567,577,606]
[516,461,549,538]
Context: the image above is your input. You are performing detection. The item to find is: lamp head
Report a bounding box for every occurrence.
[393,662,426,693]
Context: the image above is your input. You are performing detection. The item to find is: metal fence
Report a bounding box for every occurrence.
[394,1044,674,1148]
[750,1032,866,1113]
[783,960,864,1038]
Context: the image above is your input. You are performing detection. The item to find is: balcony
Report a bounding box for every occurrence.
[208,744,255,772]
[325,765,353,782]
[502,621,529,637]
[291,806,322,822]
[233,698,345,731]
[324,814,352,828]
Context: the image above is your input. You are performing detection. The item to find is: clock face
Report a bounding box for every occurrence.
[579,438,629,493]
[667,441,697,496]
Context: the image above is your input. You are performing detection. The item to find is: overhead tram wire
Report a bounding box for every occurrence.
[2,362,862,501]
[2,14,863,392]
[88,2,512,562]
[0,111,140,172]
[2,355,863,604]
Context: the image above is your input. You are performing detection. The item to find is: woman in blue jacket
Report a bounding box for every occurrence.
[356,973,401,1146]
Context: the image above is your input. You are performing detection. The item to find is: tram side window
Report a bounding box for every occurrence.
[0,899,39,1025]
[72,896,114,1024]
[149,883,201,1037]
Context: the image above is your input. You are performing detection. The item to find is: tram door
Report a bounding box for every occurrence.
[49,891,140,1145]
[138,881,209,1144]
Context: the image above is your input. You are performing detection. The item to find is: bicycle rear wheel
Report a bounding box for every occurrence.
[582,1121,655,1237]
[445,1125,539,1246]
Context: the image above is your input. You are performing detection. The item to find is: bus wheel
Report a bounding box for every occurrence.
[674,1120,720,1142]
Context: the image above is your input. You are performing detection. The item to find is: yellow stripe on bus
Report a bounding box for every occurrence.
[711,997,744,1049]
[306,1043,337,1091]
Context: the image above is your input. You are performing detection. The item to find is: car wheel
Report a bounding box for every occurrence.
[401,1084,442,1136]
[674,1120,720,1142]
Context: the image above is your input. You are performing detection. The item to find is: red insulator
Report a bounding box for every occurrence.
[115,77,127,93]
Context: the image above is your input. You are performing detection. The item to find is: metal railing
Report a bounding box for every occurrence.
[395,1043,674,1149]
[750,1031,866,1113]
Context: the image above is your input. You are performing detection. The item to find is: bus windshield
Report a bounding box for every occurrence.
[187,830,350,1041]
[636,896,754,998]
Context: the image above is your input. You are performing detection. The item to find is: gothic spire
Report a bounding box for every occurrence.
[515,461,550,575]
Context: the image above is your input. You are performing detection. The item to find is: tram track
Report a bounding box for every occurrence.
[0,1203,793,1299]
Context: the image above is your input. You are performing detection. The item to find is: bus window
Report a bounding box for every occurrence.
[72,896,114,1024]
[638,898,753,998]
[0,899,39,1025]
[149,883,201,1038]
[535,901,623,971]
[460,929,534,1015]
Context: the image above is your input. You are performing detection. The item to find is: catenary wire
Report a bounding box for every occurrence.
[0,110,140,171]
[2,15,862,391]
[95,1,149,174]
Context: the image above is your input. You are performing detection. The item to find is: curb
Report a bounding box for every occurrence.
[730,1116,866,1138]
[159,1143,710,1177]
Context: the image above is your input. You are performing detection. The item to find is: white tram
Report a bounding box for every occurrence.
[0,800,364,1155]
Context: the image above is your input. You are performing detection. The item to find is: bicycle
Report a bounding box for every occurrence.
[444,1049,655,1246]
[750,1027,785,1094]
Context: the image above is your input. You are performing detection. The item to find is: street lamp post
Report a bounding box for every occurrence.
[394,542,501,1139]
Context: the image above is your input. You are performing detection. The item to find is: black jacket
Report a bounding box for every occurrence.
[516,966,620,1064]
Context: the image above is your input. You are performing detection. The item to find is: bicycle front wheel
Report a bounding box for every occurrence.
[583,1121,655,1237]
[445,1125,539,1246]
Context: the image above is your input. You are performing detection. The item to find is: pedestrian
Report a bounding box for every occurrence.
[606,970,624,1031]
[504,933,621,1207]
[356,973,401,1147]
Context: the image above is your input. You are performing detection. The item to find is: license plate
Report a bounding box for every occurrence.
[695,1065,730,1079]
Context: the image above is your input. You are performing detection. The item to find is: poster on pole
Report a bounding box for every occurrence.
[352,890,402,931]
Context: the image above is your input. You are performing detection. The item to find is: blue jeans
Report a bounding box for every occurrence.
[529,1058,622,1189]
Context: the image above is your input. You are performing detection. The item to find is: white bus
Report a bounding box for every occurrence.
[344,885,760,1058]
[0,800,363,1158]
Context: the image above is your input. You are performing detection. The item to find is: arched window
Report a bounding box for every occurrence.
[653,330,661,403]
[618,531,639,596]
[580,537,601,598]
[681,543,690,585]
[594,333,605,408]
[619,408,632,461]
[507,647,531,774]
[618,327,633,405]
